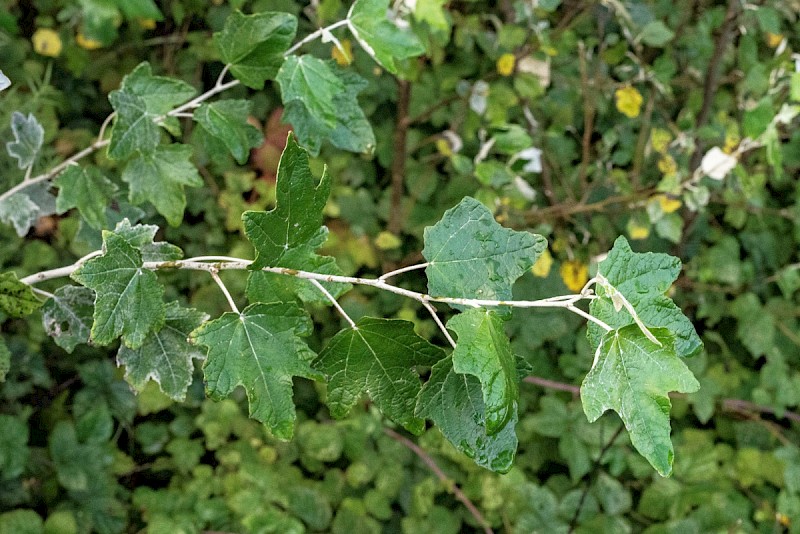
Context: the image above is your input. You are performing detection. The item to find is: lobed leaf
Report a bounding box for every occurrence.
[55,166,118,230]
[41,286,95,353]
[189,302,323,440]
[6,112,43,169]
[580,325,700,476]
[193,100,263,164]
[315,317,445,434]
[71,231,165,349]
[214,11,297,89]
[347,0,425,74]
[111,219,183,262]
[0,272,42,318]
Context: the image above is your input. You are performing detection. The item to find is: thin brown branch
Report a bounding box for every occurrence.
[383,428,494,534]
[388,80,411,237]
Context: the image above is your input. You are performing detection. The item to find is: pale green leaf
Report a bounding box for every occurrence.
[639,21,674,48]
[348,0,425,74]
[71,231,165,349]
[0,182,57,237]
[416,357,518,473]
[117,302,208,401]
[121,144,203,226]
[448,308,518,434]
[189,302,322,440]
[0,272,42,318]
[581,325,699,476]
[118,0,163,20]
[414,0,450,34]
[282,65,375,156]
[41,286,95,353]
[0,70,10,92]
[54,166,118,229]
[588,236,702,357]
[6,112,43,169]
[214,10,297,89]
[193,100,263,164]
[315,317,445,434]
[422,197,546,313]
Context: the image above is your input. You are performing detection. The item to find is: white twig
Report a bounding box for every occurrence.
[310,279,356,328]
[215,64,230,87]
[31,287,55,300]
[210,269,239,314]
[284,19,349,57]
[567,304,612,332]
[595,274,661,345]
[165,79,240,119]
[379,262,429,281]
[20,249,102,285]
[420,300,457,349]
[97,112,115,141]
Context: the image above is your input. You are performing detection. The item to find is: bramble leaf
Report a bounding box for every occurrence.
[423,197,546,314]
[315,318,445,434]
[121,144,203,226]
[416,357,518,473]
[213,10,297,89]
[54,166,118,230]
[448,308,518,434]
[193,100,263,164]
[6,112,43,169]
[347,0,425,74]
[117,302,207,401]
[42,286,95,353]
[71,231,165,349]
[189,302,322,440]
[580,325,699,476]
[282,65,375,156]
[588,236,702,357]
[0,272,42,318]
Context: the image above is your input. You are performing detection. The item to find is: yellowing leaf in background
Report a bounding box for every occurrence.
[654,194,682,213]
[649,128,671,153]
[560,260,588,292]
[615,85,643,118]
[627,219,651,240]
[332,39,353,66]
[32,28,62,57]
[76,33,102,50]
[657,155,677,176]
[531,248,553,277]
[766,32,783,48]
[496,53,516,76]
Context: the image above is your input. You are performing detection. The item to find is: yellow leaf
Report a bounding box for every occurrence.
[651,194,682,214]
[627,219,650,240]
[560,261,588,292]
[649,128,671,153]
[76,32,103,50]
[531,248,553,278]
[332,39,353,66]
[138,19,157,30]
[615,85,643,118]
[657,154,677,176]
[374,231,402,250]
[435,138,453,157]
[766,32,783,48]
[496,53,516,77]
[723,130,740,154]
[32,28,63,58]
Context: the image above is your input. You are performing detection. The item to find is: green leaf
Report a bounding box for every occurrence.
[639,21,674,48]
[0,414,29,478]
[213,10,297,89]
[117,0,163,20]
[422,197,546,314]
[71,231,165,349]
[121,144,203,226]
[283,65,375,156]
[189,302,322,440]
[117,302,207,401]
[347,0,425,74]
[41,286,95,353]
[448,308,518,434]
[0,339,8,382]
[108,62,196,159]
[193,100,263,164]
[276,54,343,130]
[587,236,702,358]
[0,272,42,318]
[0,182,57,237]
[6,112,43,169]
[315,317,445,434]
[580,325,699,476]
[0,509,41,534]
[54,166,118,230]
[416,357,518,473]
[111,219,183,262]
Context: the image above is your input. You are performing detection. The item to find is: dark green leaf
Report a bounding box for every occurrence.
[588,236,702,357]
[276,55,343,133]
[71,231,165,349]
[118,0,163,20]
[214,10,297,89]
[117,302,208,401]
[0,339,8,382]
[121,144,203,226]
[54,166,118,230]
[193,100,263,164]
[41,286,95,353]
[0,414,29,478]
[315,317,445,434]
[189,302,322,439]
[0,272,42,318]
[5,112,43,169]
[111,219,183,262]
[448,308,518,434]
[580,325,699,476]
[416,357,518,473]
[347,0,425,74]
[422,197,546,314]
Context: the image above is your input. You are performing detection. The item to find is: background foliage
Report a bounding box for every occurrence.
[1,0,800,532]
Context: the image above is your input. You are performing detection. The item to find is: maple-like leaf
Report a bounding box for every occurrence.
[189,302,322,440]
[55,166,118,229]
